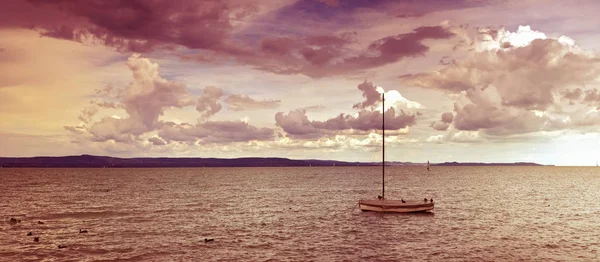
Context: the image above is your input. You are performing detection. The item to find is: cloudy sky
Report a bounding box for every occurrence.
[1,0,599,165]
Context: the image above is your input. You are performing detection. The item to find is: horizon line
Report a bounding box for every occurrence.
[3,154,596,166]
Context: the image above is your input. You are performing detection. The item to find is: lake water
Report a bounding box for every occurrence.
[1,167,599,261]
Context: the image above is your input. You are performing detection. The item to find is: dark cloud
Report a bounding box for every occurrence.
[336,26,455,74]
[562,88,583,100]
[3,0,258,53]
[396,12,425,18]
[441,112,454,123]
[1,0,456,78]
[584,89,600,103]
[148,137,167,146]
[439,56,456,65]
[248,25,454,78]
[315,0,341,7]
[430,112,454,131]
[353,81,381,109]
[431,122,450,131]
[283,0,494,21]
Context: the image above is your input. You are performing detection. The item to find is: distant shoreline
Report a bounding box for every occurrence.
[432,162,550,167]
[0,155,551,168]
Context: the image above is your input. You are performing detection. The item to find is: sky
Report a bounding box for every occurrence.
[0,0,599,166]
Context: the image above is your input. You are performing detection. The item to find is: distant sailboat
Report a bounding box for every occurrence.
[427,160,430,171]
[358,93,435,213]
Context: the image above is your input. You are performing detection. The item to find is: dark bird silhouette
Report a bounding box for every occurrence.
[204,238,214,243]
[38,221,44,224]
[58,244,67,249]
[33,237,39,242]
[27,232,33,236]
[430,198,434,203]
[424,198,428,202]
[401,199,406,203]
[79,229,88,234]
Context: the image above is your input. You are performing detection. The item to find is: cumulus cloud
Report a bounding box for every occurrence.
[275,82,418,138]
[148,136,167,146]
[430,112,454,131]
[195,86,282,116]
[92,101,122,109]
[401,25,600,136]
[196,86,224,120]
[561,88,583,100]
[158,121,274,144]
[353,81,382,109]
[65,54,276,146]
[441,112,454,123]
[271,132,416,152]
[224,94,280,111]
[78,106,98,124]
[123,54,194,127]
[66,54,195,142]
[426,129,482,144]
[352,80,423,113]
[274,109,323,139]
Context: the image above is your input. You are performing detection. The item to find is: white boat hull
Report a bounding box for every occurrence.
[358,199,434,213]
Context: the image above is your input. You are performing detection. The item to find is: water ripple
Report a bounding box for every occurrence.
[0,167,599,261]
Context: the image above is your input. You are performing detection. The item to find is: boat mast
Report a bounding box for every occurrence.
[382,92,385,200]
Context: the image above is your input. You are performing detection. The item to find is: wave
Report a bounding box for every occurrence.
[32,210,130,220]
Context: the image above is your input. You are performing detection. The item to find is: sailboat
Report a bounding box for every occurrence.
[358,93,435,213]
[427,160,430,171]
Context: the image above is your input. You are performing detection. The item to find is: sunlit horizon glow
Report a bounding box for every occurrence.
[1,0,599,166]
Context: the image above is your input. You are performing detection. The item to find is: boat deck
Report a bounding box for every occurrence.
[359,199,434,208]
[358,199,434,212]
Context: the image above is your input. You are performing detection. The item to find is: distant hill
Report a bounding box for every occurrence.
[0,155,546,168]
[432,162,546,166]
[0,155,375,168]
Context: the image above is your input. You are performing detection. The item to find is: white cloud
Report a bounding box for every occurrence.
[401,25,600,136]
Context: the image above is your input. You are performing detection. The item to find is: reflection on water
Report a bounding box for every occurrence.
[1,166,599,261]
